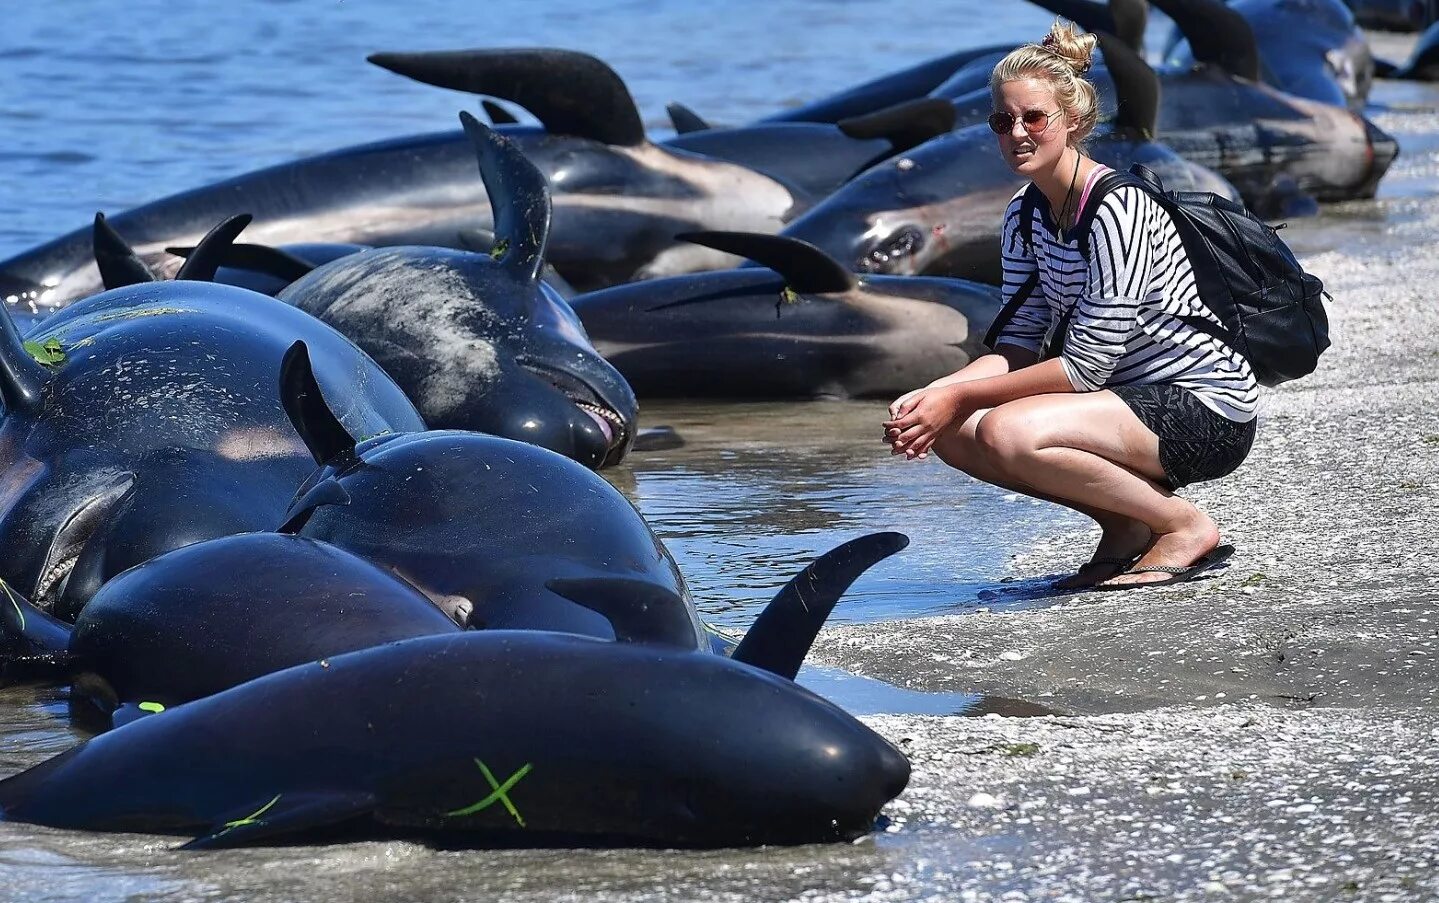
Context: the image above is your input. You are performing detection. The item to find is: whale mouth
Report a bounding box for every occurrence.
[34,474,135,610]
[858,226,924,274]
[519,360,630,452]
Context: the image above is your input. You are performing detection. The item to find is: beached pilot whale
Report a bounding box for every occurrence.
[278,114,637,470]
[0,532,462,726]
[0,52,800,312]
[570,231,1003,399]
[776,32,1243,283]
[1157,0,1374,111]
[0,630,912,848]
[0,216,425,617]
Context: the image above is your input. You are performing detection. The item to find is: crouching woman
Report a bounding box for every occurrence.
[883,21,1257,589]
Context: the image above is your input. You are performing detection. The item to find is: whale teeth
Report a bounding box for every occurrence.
[34,553,79,609]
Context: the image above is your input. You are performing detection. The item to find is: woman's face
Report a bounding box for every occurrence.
[993,77,1074,177]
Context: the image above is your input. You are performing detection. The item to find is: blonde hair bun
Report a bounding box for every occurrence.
[1040,20,1097,75]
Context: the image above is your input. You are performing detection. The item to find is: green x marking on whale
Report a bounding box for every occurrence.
[444,759,532,826]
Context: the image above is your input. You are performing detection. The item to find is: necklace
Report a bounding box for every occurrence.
[1056,153,1082,243]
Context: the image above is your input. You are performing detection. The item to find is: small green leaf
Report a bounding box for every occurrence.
[23,337,65,367]
[779,286,800,305]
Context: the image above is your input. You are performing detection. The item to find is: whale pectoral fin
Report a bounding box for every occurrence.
[676,232,856,294]
[181,791,376,850]
[544,577,698,647]
[733,532,909,680]
[836,97,956,155]
[276,480,352,534]
[0,578,72,660]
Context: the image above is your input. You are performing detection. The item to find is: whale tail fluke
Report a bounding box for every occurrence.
[733,532,909,680]
[369,48,646,147]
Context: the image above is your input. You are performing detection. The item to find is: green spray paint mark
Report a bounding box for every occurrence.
[489,238,510,260]
[223,794,282,831]
[444,759,532,826]
[0,579,24,631]
[138,701,166,714]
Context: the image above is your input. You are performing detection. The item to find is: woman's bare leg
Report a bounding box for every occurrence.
[935,392,1220,586]
[932,408,1152,587]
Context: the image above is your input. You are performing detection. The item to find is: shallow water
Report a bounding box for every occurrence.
[1,1,1437,898]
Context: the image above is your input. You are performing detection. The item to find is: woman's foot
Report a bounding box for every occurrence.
[1053,519,1153,589]
[1100,509,1221,587]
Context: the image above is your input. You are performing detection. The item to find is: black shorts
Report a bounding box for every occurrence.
[1110,383,1256,489]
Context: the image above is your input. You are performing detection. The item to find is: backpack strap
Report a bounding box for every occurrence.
[983,184,1046,351]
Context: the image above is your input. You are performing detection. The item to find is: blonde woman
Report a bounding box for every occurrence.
[883,21,1256,590]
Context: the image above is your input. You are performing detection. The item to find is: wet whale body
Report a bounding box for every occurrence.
[570,231,1004,399]
[776,33,1242,283]
[279,114,638,470]
[0,532,462,725]
[0,219,425,617]
[0,51,801,312]
[1374,20,1439,80]
[1157,0,1375,111]
[0,630,911,848]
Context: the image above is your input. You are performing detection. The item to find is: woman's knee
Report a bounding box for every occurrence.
[973,408,1043,474]
[931,409,989,471]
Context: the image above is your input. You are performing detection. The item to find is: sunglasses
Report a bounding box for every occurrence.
[988,108,1061,135]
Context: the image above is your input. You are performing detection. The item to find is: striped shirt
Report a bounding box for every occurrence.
[993,178,1259,423]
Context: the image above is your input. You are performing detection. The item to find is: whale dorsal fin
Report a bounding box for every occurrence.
[1097,31,1159,139]
[1023,0,1147,52]
[666,102,712,134]
[1149,0,1260,82]
[369,48,646,147]
[545,577,699,647]
[732,532,909,680]
[279,341,358,467]
[460,112,552,284]
[175,214,254,282]
[481,99,519,125]
[676,231,857,294]
[167,243,317,283]
[0,301,49,415]
[92,212,157,289]
[837,97,956,154]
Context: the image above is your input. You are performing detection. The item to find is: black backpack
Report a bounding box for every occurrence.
[987,163,1330,387]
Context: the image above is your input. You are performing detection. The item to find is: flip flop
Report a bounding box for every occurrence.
[1093,545,1236,591]
[1051,555,1139,590]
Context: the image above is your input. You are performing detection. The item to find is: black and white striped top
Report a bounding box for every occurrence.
[993,181,1259,423]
